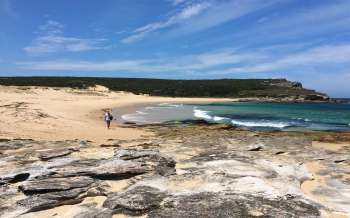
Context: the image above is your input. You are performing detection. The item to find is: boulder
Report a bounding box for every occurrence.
[103,186,166,215]
[18,176,94,194]
[247,143,264,151]
[52,159,147,180]
[16,187,89,213]
[114,149,176,176]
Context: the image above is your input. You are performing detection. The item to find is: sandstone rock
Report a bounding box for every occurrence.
[103,186,166,215]
[1,128,348,217]
[73,208,113,218]
[0,140,26,150]
[16,187,89,213]
[51,158,147,180]
[114,149,176,176]
[38,149,73,160]
[148,192,321,218]
[114,149,159,160]
[99,143,120,148]
[247,143,264,151]
[0,172,30,185]
[18,176,94,194]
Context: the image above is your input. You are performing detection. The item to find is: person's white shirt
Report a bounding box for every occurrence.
[104,113,110,121]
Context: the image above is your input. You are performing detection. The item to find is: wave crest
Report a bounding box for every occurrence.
[193,108,290,128]
[231,120,290,128]
[193,109,212,120]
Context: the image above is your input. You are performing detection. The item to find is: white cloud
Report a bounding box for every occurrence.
[230,1,350,44]
[24,20,107,56]
[17,43,350,79]
[17,60,153,72]
[122,0,278,43]
[16,49,262,72]
[122,1,211,43]
[206,44,350,74]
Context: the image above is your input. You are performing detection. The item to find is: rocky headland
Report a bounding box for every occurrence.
[1,122,349,218]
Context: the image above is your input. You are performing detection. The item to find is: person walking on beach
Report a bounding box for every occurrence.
[104,111,113,129]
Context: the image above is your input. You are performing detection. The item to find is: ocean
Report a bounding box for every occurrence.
[121,102,350,132]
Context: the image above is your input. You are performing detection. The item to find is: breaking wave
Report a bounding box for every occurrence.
[193,108,290,129]
[230,120,290,128]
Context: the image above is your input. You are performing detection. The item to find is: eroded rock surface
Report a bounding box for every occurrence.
[149,192,320,218]
[1,123,349,217]
[18,176,94,194]
[0,138,176,217]
[17,187,90,213]
[104,186,166,215]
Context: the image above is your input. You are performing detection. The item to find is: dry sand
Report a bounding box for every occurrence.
[0,85,235,144]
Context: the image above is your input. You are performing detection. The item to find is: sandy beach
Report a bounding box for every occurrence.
[0,85,234,144]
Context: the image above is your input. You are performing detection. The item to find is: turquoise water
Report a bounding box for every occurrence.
[192,102,350,131]
[121,102,350,132]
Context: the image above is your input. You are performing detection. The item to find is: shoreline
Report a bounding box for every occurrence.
[90,95,239,127]
[0,85,236,143]
[0,86,349,217]
[112,101,350,133]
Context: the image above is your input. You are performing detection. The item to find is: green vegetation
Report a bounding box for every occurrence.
[0,77,323,98]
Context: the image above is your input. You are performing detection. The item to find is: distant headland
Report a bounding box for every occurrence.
[0,77,328,101]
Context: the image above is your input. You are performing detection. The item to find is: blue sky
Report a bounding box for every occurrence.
[0,0,350,97]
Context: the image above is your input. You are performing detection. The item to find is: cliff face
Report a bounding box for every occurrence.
[236,79,329,101]
[276,80,329,101]
[0,77,328,100]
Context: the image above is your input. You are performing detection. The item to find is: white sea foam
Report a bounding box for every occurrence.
[145,105,182,110]
[297,117,310,122]
[231,120,290,128]
[158,102,183,108]
[213,116,226,121]
[145,106,160,110]
[136,110,148,115]
[193,109,212,120]
[194,108,289,128]
[121,113,146,123]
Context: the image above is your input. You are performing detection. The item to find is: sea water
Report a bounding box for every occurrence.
[121,102,350,131]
